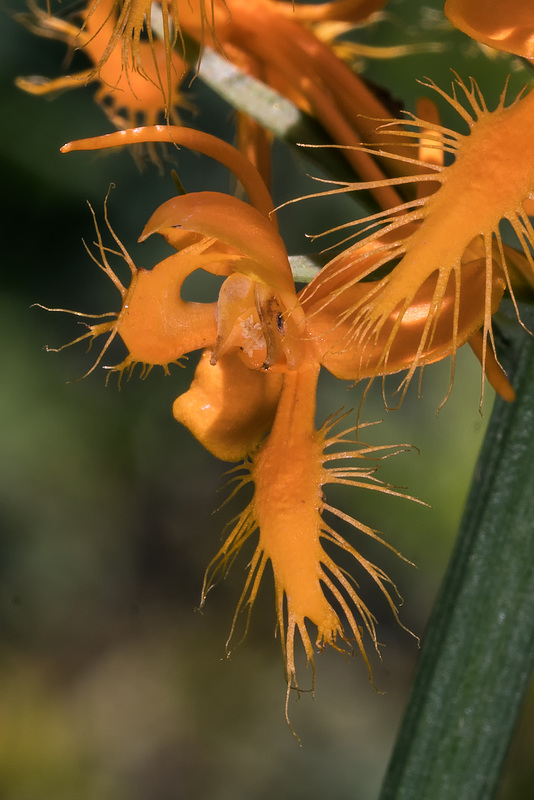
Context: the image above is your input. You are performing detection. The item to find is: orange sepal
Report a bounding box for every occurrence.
[116,250,219,370]
[444,0,534,59]
[141,191,295,294]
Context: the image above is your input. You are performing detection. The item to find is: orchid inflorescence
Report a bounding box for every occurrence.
[18,0,534,723]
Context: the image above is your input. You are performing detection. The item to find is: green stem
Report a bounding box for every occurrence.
[379,308,534,800]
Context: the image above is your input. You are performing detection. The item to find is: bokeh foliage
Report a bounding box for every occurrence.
[1,1,533,797]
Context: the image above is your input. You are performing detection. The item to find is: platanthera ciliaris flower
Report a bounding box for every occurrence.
[16,0,422,197]
[16,0,189,131]
[54,125,422,721]
[297,72,534,406]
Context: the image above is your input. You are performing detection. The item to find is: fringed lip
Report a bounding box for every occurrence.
[202,360,420,730]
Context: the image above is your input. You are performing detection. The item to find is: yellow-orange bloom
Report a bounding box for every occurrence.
[176,0,407,203]
[56,125,421,707]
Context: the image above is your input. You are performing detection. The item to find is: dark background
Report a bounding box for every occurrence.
[0,0,532,797]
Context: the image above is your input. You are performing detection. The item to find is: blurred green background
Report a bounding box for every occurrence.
[1,0,533,797]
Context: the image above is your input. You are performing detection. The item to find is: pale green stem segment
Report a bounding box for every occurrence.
[379,304,534,800]
[288,255,323,283]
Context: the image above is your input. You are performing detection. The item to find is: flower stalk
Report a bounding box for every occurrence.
[379,301,534,800]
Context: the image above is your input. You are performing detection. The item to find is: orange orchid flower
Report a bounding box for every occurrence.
[56,68,534,703]
[56,124,424,710]
[16,0,188,134]
[295,73,534,404]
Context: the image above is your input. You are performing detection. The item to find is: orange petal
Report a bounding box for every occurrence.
[173,349,283,461]
[140,191,295,294]
[304,256,506,381]
[61,126,275,220]
[445,0,534,58]
[117,250,218,368]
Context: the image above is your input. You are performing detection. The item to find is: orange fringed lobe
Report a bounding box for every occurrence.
[113,247,220,374]
[253,364,346,688]
[301,230,511,397]
[47,224,226,381]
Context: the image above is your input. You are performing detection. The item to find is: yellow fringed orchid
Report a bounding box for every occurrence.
[55,125,427,706]
[444,0,534,59]
[16,0,188,133]
[18,0,420,195]
[203,358,418,724]
[174,0,410,203]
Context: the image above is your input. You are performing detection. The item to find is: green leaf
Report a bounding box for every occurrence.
[379,305,534,800]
